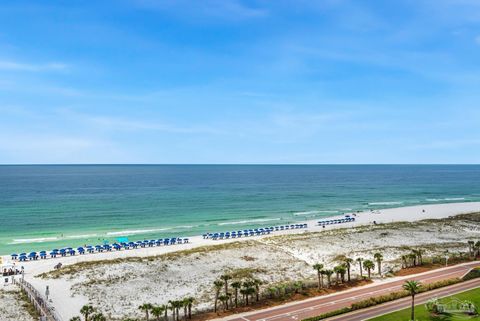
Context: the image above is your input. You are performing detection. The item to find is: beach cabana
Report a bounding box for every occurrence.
[10,253,18,260]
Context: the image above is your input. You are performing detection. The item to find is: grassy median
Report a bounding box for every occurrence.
[368,287,480,321]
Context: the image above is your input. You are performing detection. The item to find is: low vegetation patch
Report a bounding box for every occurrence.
[37,241,256,279]
[302,278,462,321]
[463,267,480,281]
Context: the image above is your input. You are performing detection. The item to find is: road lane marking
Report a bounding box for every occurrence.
[237,267,475,321]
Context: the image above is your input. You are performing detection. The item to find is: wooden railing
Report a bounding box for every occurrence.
[14,277,63,321]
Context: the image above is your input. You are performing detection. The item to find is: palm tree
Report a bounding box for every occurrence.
[313,263,324,289]
[139,303,153,321]
[240,288,248,305]
[416,249,424,265]
[373,253,383,276]
[324,269,334,288]
[363,260,375,279]
[408,253,417,267]
[338,264,347,283]
[220,274,232,296]
[333,265,341,284]
[168,300,176,321]
[403,280,421,321]
[162,304,168,321]
[184,297,194,319]
[213,280,223,313]
[475,241,480,257]
[245,287,255,305]
[401,255,408,269]
[174,300,182,321]
[70,317,81,321]
[468,240,475,257]
[231,281,241,307]
[151,306,165,321]
[181,299,188,320]
[91,314,106,321]
[80,305,94,321]
[253,279,263,302]
[356,257,363,278]
[218,295,228,312]
[344,258,353,282]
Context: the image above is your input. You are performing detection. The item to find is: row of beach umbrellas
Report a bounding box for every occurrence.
[10,237,189,261]
[317,216,355,226]
[203,223,308,240]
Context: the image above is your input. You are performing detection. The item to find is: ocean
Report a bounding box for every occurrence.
[1,164,480,255]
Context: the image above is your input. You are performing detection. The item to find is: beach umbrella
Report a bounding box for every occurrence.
[20,252,26,256]
[10,253,18,259]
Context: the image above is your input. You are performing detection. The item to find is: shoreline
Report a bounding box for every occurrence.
[3,201,480,274]
[2,199,476,255]
[2,201,479,321]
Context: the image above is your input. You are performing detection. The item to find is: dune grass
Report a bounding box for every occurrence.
[368,287,480,321]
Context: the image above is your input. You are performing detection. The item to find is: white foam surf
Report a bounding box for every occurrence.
[10,237,59,244]
[368,201,403,206]
[218,218,282,226]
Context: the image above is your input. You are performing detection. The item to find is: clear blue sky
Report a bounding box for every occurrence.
[1,1,480,164]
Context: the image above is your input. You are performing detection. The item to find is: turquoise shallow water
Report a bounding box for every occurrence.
[1,164,480,255]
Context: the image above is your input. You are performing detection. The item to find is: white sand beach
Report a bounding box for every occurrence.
[2,202,480,320]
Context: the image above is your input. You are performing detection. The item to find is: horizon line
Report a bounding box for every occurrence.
[0,163,480,166]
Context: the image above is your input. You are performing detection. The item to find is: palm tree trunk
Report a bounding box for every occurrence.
[411,295,415,321]
[378,261,381,276]
[235,289,238,307]
[368,269,371,279]
[317,272,321,289]
[347,267,351,282]
[359,263,363,277]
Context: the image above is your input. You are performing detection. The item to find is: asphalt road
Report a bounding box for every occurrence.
[222,262,479,321]
[327,277,480,320]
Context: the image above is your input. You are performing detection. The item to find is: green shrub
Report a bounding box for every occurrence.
[302,307,351,321]
[462,267,480,281]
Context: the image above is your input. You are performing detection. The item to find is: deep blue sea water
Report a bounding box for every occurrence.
[1,165,480,255]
